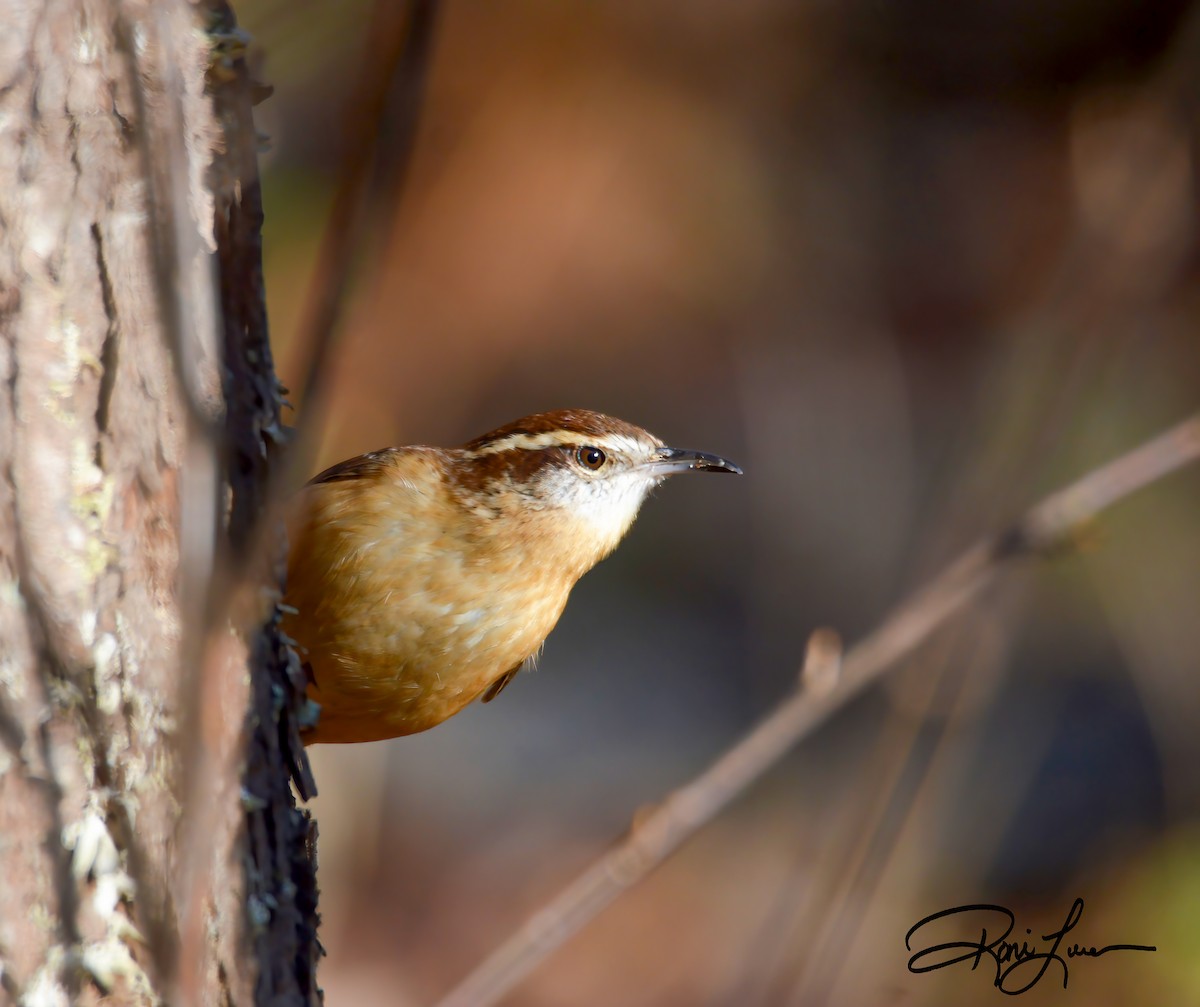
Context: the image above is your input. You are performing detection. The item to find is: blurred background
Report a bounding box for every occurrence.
[242,0,1199,1002]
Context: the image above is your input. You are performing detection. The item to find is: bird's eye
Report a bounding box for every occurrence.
[576,446,606,470]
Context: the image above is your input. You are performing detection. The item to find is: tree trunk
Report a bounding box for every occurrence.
[0,1,318,1003]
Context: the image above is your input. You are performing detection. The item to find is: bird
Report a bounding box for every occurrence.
[283,408,741,744]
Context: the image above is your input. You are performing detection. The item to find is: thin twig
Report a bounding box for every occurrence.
[436,411,1200,1007]
[290,0,438,447]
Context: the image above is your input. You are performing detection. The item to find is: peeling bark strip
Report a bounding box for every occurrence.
[205,1,321,1000]
[0,2,318,1004]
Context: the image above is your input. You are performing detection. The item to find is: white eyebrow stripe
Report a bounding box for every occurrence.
[468,432,584,455]
[468,431,653,456]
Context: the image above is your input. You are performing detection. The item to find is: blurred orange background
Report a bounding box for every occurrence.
[243,0,1200,1003]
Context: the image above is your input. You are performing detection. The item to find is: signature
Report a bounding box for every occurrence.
[906,898,1156,995]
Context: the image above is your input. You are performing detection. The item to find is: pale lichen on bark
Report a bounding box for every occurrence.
[0,0,196,999]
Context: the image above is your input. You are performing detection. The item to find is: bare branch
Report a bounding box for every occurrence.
[289,0,439,459]
[436,411,1200,1007]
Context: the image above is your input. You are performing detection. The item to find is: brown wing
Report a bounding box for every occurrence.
[308,448,398,485]
[481,666,521,703]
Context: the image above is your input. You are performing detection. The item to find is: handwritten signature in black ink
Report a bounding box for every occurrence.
[906,898,1156,995]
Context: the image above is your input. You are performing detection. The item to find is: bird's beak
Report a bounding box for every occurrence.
[645,446,743,477]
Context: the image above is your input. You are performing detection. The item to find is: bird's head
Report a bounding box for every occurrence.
[450,408,741,572]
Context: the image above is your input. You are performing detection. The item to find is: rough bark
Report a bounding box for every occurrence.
[0,1,318,1003]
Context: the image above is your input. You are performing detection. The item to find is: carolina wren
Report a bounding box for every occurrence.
[283,409,741,744]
